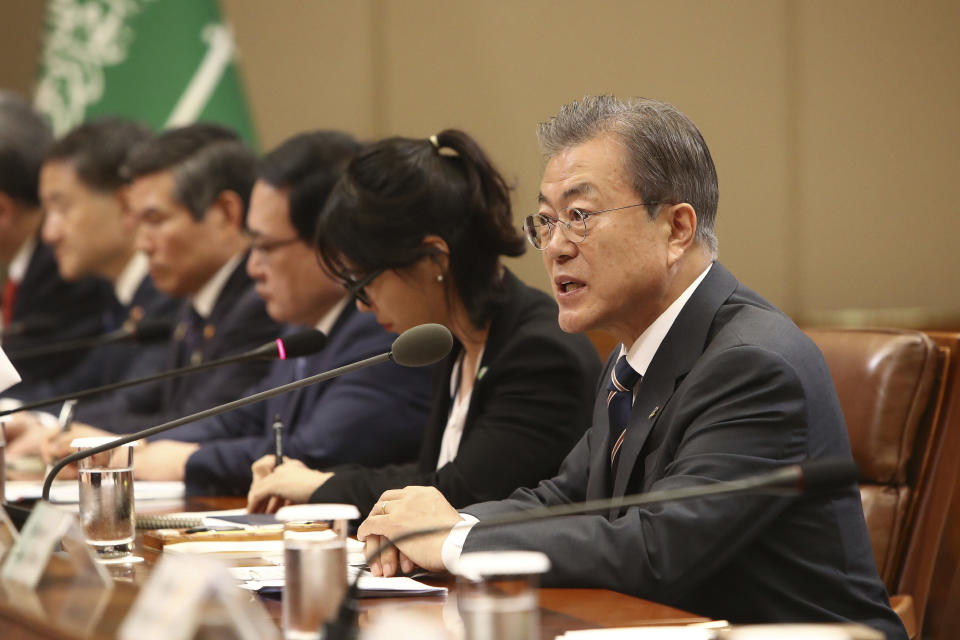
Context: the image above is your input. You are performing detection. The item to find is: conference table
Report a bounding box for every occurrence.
[0,496,710,639]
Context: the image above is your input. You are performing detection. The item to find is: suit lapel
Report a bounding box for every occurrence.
[605,262,739,517]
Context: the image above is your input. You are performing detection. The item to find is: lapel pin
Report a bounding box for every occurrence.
[477,366,488,381]
[649,405,659,419]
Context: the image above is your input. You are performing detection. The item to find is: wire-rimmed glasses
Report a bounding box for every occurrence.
[522,202,668,250]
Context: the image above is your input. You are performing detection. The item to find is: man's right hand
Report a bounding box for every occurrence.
[3,411,49,458]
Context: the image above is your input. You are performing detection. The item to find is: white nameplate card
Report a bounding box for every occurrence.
[118,555,279,640]
[0,502,109,589]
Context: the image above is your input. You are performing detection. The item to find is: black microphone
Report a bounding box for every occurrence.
[5,318,175,361]
[322,457,860,640]
[0,328,329,417]
[40,323,454,500]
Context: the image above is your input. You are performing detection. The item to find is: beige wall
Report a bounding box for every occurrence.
[3,0,957,321]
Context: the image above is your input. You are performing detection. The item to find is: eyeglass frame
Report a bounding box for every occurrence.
[343,267,385,307]
[522,201,670,250]
[245,230,303,259]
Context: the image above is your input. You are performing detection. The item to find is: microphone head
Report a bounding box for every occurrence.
[798,457,860,494]
[390,323,454,367]
[132,319,175,343]
[278,330,328,359]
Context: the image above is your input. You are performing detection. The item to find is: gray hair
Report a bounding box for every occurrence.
[537,96,719,257]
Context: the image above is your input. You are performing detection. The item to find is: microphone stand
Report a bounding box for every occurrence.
[3,342,286,417]
[42,352,393,501]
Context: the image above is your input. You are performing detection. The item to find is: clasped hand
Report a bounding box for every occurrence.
[356,486,461,577]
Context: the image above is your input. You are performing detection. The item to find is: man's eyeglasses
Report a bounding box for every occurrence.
[522,202,668,250]
[343,268,384,306]
[246,231,301,260]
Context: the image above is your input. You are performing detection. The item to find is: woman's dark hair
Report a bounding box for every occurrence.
[315,129,525,329]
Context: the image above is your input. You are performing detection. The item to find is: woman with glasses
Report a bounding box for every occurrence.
[246,129,601,516]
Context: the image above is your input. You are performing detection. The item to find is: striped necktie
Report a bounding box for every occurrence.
[607,355,641,470]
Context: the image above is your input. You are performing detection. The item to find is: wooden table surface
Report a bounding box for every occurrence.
[0,496,709,639]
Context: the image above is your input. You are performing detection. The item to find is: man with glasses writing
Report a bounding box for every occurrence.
[357,97,907,639]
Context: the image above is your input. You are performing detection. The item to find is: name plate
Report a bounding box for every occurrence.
[0,501,109,589]
[119,555,279,640]
[0,506,19,564]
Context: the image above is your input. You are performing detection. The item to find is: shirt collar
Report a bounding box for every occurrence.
[314,295,351,336]
[190,254,243,319]
[7,235,37,283]
[114,252,149,306]
[623,263,712,376]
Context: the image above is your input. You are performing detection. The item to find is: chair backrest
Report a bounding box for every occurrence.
[805,328,948,638]
[910,332,960,640]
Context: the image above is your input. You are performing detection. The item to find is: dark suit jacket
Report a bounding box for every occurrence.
[8,273,178,410]
[463,263,906,640]
[309,269,602,515]
[90,255,282,434]
[3,239,114,386]
[174,303,433,496]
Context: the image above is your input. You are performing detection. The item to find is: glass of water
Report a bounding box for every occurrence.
[276,503,360,640]
[71,437,136,563]
[455,550,551,640]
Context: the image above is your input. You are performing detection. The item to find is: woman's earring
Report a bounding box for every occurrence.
[436,274,444,283]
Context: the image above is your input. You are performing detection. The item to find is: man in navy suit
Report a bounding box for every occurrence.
[44,123,283,437]
[6,119,177,405]
[355,97,907,639]
[0,92,113,390]
[104,131,432,496]
[3,117,182,457]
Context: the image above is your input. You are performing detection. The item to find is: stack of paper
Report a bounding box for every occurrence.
[4,480,186,503]
[229,564,447,598]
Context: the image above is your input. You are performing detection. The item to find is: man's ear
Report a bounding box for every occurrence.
[207,190,245,230]
[665,203,698,265]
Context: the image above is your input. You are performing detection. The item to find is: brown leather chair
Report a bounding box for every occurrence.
[806,328,950,639]
[911,332,960,640]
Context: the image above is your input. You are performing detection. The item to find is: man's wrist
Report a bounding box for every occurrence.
[440,513,478,572]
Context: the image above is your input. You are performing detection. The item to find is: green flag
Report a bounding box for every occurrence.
[34,0,257,147]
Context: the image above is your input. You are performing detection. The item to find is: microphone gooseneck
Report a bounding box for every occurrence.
[323,457,861,640]
[1,315,59,339]
[0,328,328,418]
[389,323,453,367]
[40,323,453,500]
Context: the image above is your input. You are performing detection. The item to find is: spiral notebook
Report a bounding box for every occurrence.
[135,508,249,530]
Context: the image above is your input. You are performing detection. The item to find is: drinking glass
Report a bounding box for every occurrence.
[72,437,136,562]
[455,550,551,640]
[276,503,360,640]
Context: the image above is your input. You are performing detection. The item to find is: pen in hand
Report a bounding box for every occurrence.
[58,398,78,433]
[273,413,284,466]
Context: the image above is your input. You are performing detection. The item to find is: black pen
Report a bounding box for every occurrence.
[273,413,284,466]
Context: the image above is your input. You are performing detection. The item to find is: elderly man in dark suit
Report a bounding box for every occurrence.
[355,96,907,639]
